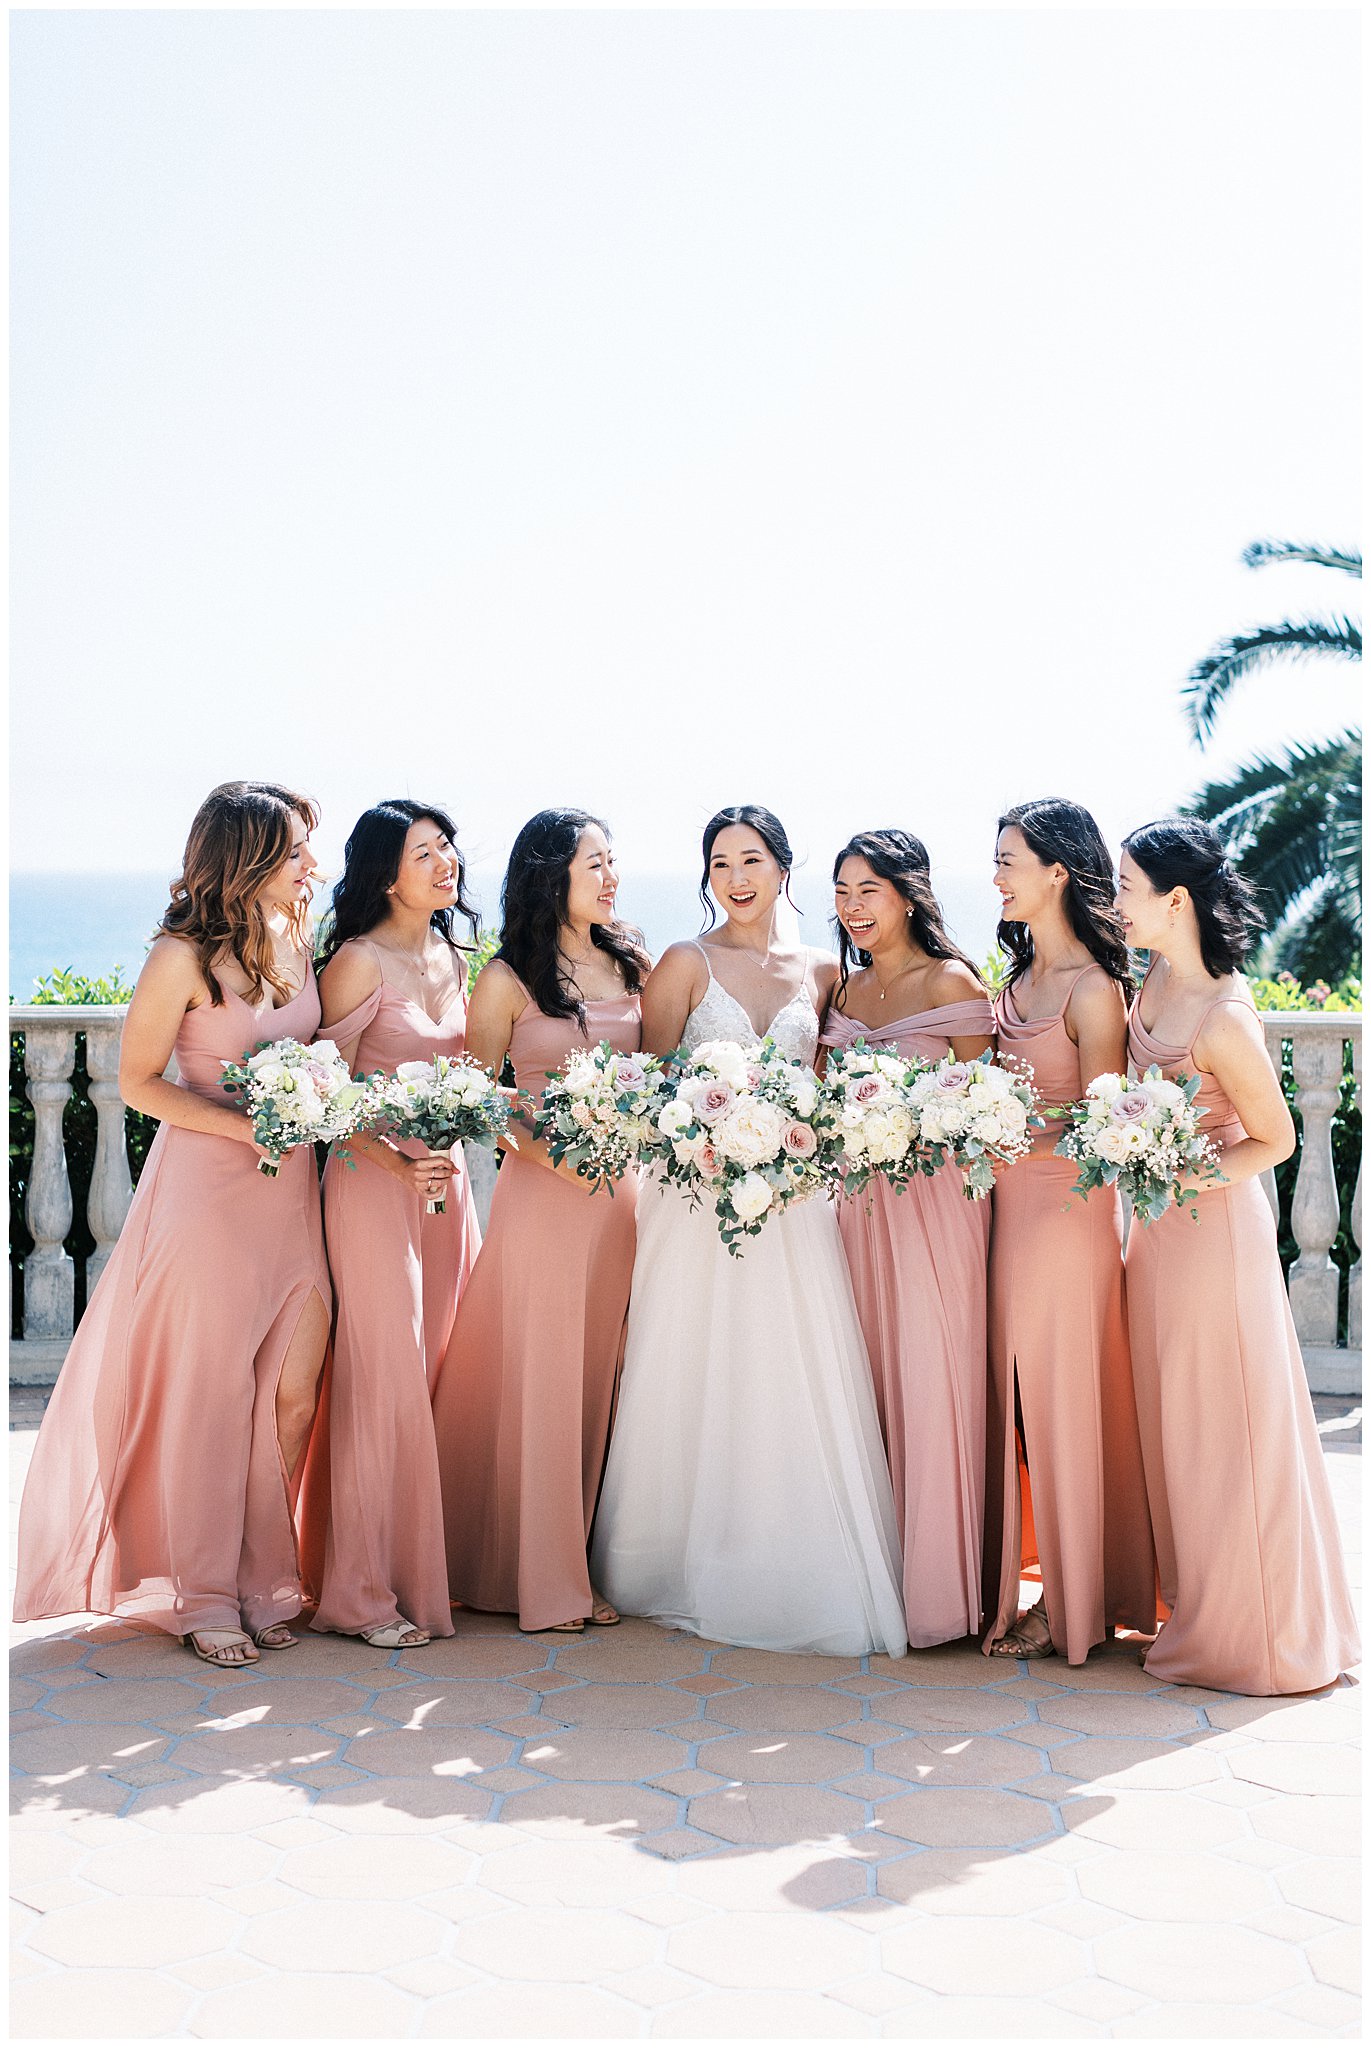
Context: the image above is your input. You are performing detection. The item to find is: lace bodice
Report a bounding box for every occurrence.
[681,974,820,1068]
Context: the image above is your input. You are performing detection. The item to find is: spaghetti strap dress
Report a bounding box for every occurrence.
[14,970,331,1639]
[822,1000,994,1648]
[431,992,640,1632]
[1126,987,1359,1694]
[981,970,1159,1662]
[297,972,481,1640]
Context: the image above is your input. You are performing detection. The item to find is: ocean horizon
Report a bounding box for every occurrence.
[10,867,998,1003]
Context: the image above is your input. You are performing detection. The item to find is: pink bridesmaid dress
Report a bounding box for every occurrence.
[1126,987,1359,1694]
[431,992,641,1632]
[822,1000,994,1648]
[982,970,1159,1662]
[14,974,330,1640]
[297,975,480,1641]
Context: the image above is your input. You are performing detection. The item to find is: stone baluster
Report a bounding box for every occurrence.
[1349,1033,1362,1351]
[85,1021,134,1295]
[1286,1029,1345,1348]
[1258,1020,1283,1222]
[23,1025,76,1340]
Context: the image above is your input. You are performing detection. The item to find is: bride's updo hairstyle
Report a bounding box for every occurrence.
[159,780,320,1008]
[831,829,982,1005]
[319,798,479,968]
[1122,817,1265,976]
[698,804,797,930]
[997,797,1133,994]
[497,806,649,1027]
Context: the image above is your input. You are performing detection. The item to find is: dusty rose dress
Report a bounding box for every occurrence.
[1126,988,1359,1694]
[432,992,640,1631]
[297,975,480,1641]
[982,970,1159,1663]
[823,1001,994,1648]
[14,974,330,1639]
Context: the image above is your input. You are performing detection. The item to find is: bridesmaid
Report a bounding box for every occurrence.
[431,808,648,1634]
[296,800,482,1650]
[1117,818,1359,1694]
[822,830,995,1648]
[982,797,1158,1663]
[14,782,331,1668]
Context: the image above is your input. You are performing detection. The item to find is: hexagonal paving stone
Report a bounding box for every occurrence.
[417,1983,640,2037]
[1254,1794,1360,1856]
[876,1849,1071,1914]
[342,1725,514,1778]
[189,1974,420,2038]
[1203,1691,1357,1741]
[877,1733,1046,1787]
[520,1728,689,1781]
[347,1680,536,1727]
[10,1968,193,2039]
[9,1636,91,1676]
[549,1633,711,1684]
[1063,1789,1243,1851]
[451,1905,657,1981]
[278,1832,475,1899]
[884,1993,1100,2036]
[535,1683,695,1730]
[480,1837,678,1910]
[1275,1857,1358,1923]
[652,1989,873,2037]
[707,1686,857,1733]
[30,1678,206,1725]
[1093,1921,1305,2002]
[10,1722,172,1777]
[709,1649,863,1685]
[875,1786,1052,1848]
[195,1678,371,1724]
[674,1845,870,1912]
[174,1726,347,1776]
[872,1687,1031,1733]
[1227,1740,1360,1796]
[1050,1737,1225,1790]
[499,1781,679,1839]
[698,1733,861,1784]
[27,1891,239,1969]
[240,1897,444,1972]
[1080,1849,1274,1922]
[688,1783,866,1845]
[395,1634,558,1679]
[882,1915,1084,1996]
[1036,1692,1203,1738]
[310,1779,493,1830]
[80,1833,277,1897]
[1305,1927,1361,1994]
[667,1908,872,1989]
[122,1774,315,1833]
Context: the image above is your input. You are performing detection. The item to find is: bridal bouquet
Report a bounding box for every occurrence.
[531,1043,672,1193]
[221,1037,370,1177]
[647,1038,824,1254]
[364,1055,511,1211]
[906,1052,1041,1198]
[1053,1066,1224,1223]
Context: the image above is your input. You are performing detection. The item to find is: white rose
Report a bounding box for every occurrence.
[561,1058,598,1097]
[249,1060,288,1092]
[730,1172,774,1221]
[1141,1076,1186,1113]
[787,1074,818,1120]
[394,1060,433,1084]
[1087,1072,1126,1103]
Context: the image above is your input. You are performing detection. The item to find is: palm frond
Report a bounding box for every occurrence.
[1264,883,1361,984]
[1241,539,1362,579]
[1183,731,1358,833]
[1183,616,1362,744]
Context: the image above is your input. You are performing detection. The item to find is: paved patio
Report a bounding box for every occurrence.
[9,1395,1361,2041]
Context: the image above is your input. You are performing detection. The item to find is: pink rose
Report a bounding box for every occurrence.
[782,1120,817,1159]
[936,1063,971,1091]
[697,1142,722,1179]
[1110,1091,1150,1124]
[853,1076,884,1105]
[745,1065,765,1089]
[615,1058,647,1093]
[696,1082,736,1124]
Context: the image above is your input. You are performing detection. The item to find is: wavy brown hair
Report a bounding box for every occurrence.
[831,828,982,1007]
[159,781,320,1007]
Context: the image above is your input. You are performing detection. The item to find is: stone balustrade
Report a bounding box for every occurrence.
[8,1005,1362,1394]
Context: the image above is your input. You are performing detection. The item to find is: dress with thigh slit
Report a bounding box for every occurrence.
[13,969,331,1638]
[981,970,1159,1663]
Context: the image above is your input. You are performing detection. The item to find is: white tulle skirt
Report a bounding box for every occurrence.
[592,1173,908,1658]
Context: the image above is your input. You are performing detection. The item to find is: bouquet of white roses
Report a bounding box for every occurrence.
[814,1042,924,1197]
[364,1055,511,1211]
[646,1038,824,1255]
[906,1051,1041,1198]
[221,1037,370,1177]
[1053,1065,1224,1223]
[530,1043,673,1193]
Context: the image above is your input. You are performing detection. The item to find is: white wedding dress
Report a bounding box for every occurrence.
[591,972,908,1658]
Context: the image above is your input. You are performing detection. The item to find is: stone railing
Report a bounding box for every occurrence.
[8,1006,1362,1394]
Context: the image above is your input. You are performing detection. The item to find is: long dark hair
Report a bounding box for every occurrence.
[160,780,320,1007]
[1123,817,1266,976]
[831,829,982,1006]
[698,805,797,930]
[997,797,1133,993]
[496,807,648,1026]
[319,799,479,967]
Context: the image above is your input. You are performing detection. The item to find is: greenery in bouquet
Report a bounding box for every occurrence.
[1053,1066,1225,1223]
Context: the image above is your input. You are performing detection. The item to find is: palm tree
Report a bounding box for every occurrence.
[1182,540,1361,982]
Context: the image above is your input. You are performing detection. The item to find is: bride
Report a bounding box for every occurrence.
[591,805,908,1658]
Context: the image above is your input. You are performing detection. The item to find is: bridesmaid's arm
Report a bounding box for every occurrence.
[465,960,585,1186]
[1191,1004,1297,1188]
[319,945,455,1195]
[1032,966,1129,1160]
[118,937,274,1156]
[640,944,708,1060]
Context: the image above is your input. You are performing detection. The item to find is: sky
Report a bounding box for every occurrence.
[9,6,1362,944]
